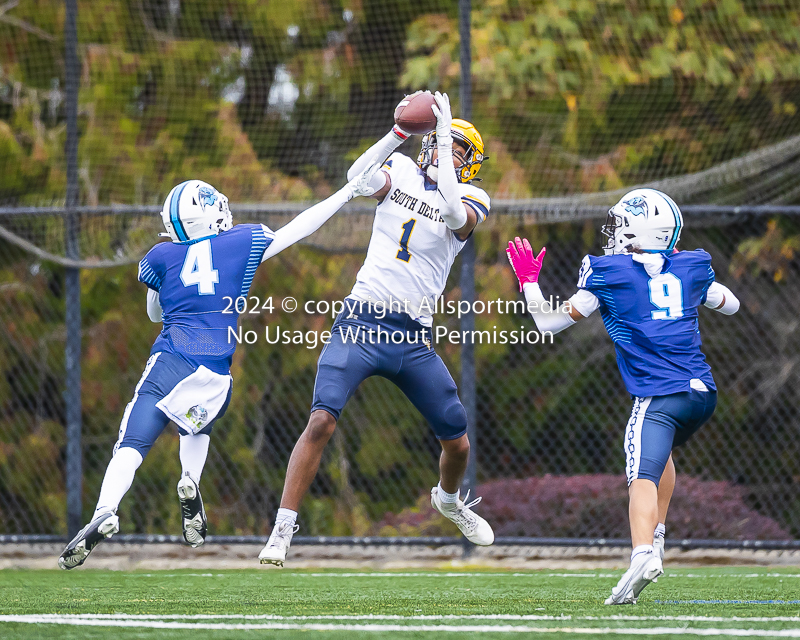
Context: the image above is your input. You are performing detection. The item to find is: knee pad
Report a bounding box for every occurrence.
[436,399,467,441]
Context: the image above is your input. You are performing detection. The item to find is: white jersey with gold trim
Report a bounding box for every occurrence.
[349,153,491,327]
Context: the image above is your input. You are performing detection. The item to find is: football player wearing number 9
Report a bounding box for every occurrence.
[506,188,740,604]
[258,92,494,566]
[58,163,382,570]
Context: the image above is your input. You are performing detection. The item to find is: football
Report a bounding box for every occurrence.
[394,91,437,135]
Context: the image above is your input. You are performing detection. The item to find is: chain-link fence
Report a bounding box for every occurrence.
[2,0,800,543]
[2,209,799,540]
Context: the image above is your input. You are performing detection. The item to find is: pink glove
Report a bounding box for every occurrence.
[506,237,546,292]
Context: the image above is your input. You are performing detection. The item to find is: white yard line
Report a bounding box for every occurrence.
[289,572,800,579]
[1,616,800,636]
[124,571,800,579]
[10,613,800,623]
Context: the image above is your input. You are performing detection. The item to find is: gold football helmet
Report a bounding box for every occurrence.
[417,119,487,183]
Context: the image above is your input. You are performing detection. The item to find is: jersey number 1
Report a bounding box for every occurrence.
[180,240,219,295]
[396,219,416,262]
[649,273,684,320]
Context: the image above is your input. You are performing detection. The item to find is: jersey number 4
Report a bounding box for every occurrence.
[180,240,219,295]
[396,219,416,262]
[648,273,684,320]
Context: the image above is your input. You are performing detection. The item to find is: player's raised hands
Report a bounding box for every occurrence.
[347,155,384,199]
[506,237,546,291]
[431,91,452,142]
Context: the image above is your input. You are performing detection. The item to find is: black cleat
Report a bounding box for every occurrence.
[58,511,119,570]
[177,472,207,547]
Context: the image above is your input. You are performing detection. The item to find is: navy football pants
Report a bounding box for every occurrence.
[312,307,468,441]
[624,389,717,486]
[114,351,231,457]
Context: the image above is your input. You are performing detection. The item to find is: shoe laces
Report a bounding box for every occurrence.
[180,489,201,521]
[452,490,482,530]
[270,521,299,548]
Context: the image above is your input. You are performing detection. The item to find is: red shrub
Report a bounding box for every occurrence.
[373,475,790,540]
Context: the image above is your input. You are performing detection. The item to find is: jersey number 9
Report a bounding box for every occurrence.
[648,273,684,320]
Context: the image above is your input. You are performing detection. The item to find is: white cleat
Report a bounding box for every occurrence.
[604,551,663,605]
[58,511,119,570]
[430,486,494,546]
[653,535,665,562]
[258,521,299,566]
[177,473,207,548]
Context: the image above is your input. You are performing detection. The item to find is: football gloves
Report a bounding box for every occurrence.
[506,237,547,291]
[346,155,384,200]
[431,91,453,145]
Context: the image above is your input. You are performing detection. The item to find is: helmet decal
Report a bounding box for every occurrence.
[198,186,218,209]
[623,196,648,218]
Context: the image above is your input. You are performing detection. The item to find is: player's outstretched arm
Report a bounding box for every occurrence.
[346,124,409,182]
[506,237,586,334]
[261,158,383,262]
[146,289,162,323]
[704,281,740,315]
[431,92,473,236]
[345,116,410,202]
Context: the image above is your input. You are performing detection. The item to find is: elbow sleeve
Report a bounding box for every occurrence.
[523,283,576,335]
[146,289,162,323]
[704,282,740,315]
[435,146,468,230]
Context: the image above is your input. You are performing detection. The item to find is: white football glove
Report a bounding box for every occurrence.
[346,155,384,200]
[431,91,453,146]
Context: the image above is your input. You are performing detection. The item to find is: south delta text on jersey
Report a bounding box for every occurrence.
[137,223,274,375]
[577,249,717,398]
[388,188,442,222]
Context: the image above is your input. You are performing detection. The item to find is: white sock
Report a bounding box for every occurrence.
[654,523,666,538]
[437,483,459,504]
[93,447,143,518]
[275,508,297,528]
[631,544,654,561]
[179,434,210,485]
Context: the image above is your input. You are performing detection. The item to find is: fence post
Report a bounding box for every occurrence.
[64,0,82,537]
[458,0,476,557]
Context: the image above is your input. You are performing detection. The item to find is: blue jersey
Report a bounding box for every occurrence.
[137,223,274,375]
[577,250,716,397]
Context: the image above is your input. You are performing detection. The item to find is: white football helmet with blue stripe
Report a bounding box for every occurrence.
[602,188,683,255]
[160,180,232,243]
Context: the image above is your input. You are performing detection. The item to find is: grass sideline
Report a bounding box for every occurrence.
[0,568,799,639]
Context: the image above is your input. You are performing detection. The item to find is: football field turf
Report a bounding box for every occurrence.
[1,567,799,639]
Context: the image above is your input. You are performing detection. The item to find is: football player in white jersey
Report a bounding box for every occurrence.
[259,92,494,565]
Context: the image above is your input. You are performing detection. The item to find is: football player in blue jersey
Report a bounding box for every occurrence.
[58,163,382,570]
[506,188,740,604]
